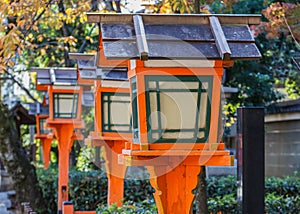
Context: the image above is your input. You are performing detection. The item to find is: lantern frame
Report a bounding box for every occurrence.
[127,61,224,150]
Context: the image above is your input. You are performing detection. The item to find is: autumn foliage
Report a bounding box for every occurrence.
[0,0,92,73]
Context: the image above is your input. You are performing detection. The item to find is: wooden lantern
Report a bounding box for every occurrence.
[29,100,54,169]
[87,13,262,213]
[70,52,131,206]
[32,67,84,213]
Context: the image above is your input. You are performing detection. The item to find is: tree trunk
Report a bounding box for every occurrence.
[195,166,209,214]
[0,103,46,212]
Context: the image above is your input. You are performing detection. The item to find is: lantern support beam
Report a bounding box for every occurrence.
[148,162,202,214]
[40,137,53,169]
[209,16,231,60]
[133,15,149,61]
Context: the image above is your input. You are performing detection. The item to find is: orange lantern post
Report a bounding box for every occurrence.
[87,13,261,213]
[29,101,54,169]
[36,114,53,169]
[32,67,84,213]
[70,52,131,206]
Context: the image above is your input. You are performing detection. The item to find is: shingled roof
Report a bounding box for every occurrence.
[87,13,261,61]
[32,67,78,86]
[69,53,128,80]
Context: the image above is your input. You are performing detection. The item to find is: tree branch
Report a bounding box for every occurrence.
[77,24,97,53]
[4,69,39,103]
[57,0,72,67]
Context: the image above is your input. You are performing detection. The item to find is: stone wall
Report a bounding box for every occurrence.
[265,115,300,177]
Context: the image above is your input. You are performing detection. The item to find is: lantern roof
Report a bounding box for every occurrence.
[32,67,78,86]
[87,13,261,61]
[28,102,49,115]
[82,91,94,107]
[69,53,97,77]
[69,53,128,80]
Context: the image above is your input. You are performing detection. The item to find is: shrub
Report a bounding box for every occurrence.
[37,169,299,213]
[96,199,157,214]
[206,175,237,198]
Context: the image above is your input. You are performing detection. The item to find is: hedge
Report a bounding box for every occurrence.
[37,168,299,213]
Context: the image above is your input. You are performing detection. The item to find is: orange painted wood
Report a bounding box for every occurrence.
[128,64,224,79]
[36,115,48,135]
[121,153,232,167]
[47,85,83,121]
[136,71,148,150]
[47,118,83,212]
[98,86,129,93]
[95,81,102,133]
[102,141,127,206]
[102,132,132,140]
[62,203,74,214]
[123,149,230,156]
[85,133,128,206]
[97,49,128,68]
[41,138,53,169]
[77,77,94,86]
[85,132,131,146]
[208,72,223,144]
[47,119,84,127]
[185,155,232,166]
[35,84,48,91]
[149,143,225,150]
[98,34,128,67]
[50,124,75,212]
[148,161,201,214]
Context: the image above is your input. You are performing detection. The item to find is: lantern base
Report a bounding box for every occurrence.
[119,150,233,167]
[85,133,128,206]
[148,162,202,214]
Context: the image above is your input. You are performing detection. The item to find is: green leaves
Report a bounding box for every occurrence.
[97,200,157,214]
[37,168,300,213]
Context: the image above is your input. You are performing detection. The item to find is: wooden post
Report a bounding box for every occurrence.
[41,138,53,169]
[53,124,75,213]
[102,140,127,206]
[62,201,74,214]
[237,107,265,214]
[148,159,201,214]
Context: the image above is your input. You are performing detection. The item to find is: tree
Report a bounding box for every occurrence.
[0,0,98,211]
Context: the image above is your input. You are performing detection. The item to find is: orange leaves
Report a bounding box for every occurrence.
[261,2,300,42]
[0,0,93,70]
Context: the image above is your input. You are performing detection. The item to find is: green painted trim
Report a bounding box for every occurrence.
[131,77,140,142]
[39,118,50,134]
[145,75,213,143]
[101,92,131,133]
[53,93,79,119]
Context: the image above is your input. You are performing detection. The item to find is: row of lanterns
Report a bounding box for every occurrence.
[29,12,261,214]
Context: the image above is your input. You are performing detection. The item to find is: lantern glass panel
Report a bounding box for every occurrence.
[39,118,50,134]
[145,75,212,143]
[53,93,78,118]
[102,92,131,132]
